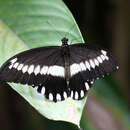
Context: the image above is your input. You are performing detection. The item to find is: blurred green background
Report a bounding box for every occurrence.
[0,0,130,130]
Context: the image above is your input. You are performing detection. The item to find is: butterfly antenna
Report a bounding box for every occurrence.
[46,20,63,39]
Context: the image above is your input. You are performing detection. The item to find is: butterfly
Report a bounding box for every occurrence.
[0,37,119,102]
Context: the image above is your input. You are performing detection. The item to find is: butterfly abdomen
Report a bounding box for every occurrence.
[61,43,70,84]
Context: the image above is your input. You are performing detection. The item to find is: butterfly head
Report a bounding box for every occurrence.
[61,37,69,46]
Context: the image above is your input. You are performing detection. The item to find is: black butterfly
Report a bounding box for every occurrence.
[0,37,119,102]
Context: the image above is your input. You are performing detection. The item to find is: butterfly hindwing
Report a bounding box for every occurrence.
[69,73,91,100]
[41,76,70,102]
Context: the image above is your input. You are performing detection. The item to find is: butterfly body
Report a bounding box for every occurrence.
[0,38,119,102]
[61,37,70,84]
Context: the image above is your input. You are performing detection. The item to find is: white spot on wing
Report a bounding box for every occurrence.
[80,62,86,71]
[80,90,84,98]
[75,91,79,99]
[41,87,45,95]
[97,56,103,63]
[13,62,19,69]
[9,64,13,69]
[94,59,99,66]
[10,58,17,64]
[85,61,91,71]
[17,64,24,71]
[71,91,73,98]
[104,55,109,60]
[47,65,65,77]
[34,65,40,75]
[70,63,81,76]
[22,65,28,73]
[49,93,53,101]
[101,50,107,55]
[56,93,61,101]
[97,77,99,80]
[28,65,34,74]
[91,81,94,84]
[100,55,106,61]
[40,66,48,75]
[89,60,95,69]
[63,91,67,99]
[85,82,90,90]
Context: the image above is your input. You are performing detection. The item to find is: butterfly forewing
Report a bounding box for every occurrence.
[69,43,118,79]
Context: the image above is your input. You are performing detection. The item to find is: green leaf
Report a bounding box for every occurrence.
[0,0,85,127]
[91,78,130,130]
